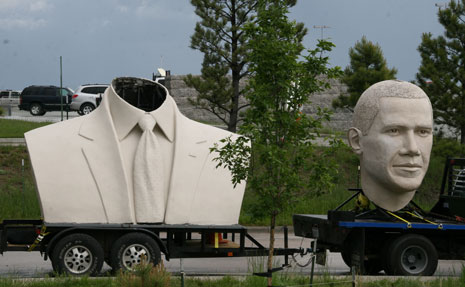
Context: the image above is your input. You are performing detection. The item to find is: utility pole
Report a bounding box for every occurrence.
[313,25,331,40]
[435,2,448,9]
[313,25,331,57]
[60,56,63,121]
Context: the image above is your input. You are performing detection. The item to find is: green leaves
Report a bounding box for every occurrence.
[210,135,251,187]
[212,0,342,217]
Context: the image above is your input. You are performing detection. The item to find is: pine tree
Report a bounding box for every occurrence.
[185,0,256,132]
[333,36,397,110]
[416,0,465,144]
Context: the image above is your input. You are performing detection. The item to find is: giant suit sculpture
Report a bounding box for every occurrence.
[26,77,247,224]
[347,80,433,211]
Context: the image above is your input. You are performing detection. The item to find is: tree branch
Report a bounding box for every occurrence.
[208,106,229,125]
[238,103,250,110]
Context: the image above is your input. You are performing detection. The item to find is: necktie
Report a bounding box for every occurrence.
[133,114,165,223]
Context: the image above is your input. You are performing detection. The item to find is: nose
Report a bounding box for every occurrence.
[400,130,420,156]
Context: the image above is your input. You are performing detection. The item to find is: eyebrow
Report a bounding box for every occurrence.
[381,122,432,129]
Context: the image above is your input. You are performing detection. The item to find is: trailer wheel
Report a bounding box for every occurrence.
[388,234,438,276]
[110,232,161,272]
[51,233,104,276]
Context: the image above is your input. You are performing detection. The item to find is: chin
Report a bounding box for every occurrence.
[390,177,423,192]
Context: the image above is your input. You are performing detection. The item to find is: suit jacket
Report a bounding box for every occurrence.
[25,84,247,225]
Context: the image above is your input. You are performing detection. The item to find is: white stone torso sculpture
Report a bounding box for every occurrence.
[25,77,247,225]
[347,80,433,211]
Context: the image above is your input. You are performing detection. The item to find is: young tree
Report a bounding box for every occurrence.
[332,36,397,110]
[185,0,257,132]
[416,0,465,144]
[211,1,341,285]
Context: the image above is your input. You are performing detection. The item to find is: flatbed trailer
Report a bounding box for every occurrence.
[293,158,465,276]
[294,212,465,276]
[0,220,301,276]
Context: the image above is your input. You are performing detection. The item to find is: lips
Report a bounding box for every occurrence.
[393,163,422,168]
[393,163,422,172]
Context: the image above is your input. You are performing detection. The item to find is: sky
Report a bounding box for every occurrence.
[0,0,447,91]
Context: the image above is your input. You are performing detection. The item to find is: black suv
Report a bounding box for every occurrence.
[19,86,74,116]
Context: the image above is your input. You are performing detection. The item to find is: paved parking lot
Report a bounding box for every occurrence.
[1,105,79,123]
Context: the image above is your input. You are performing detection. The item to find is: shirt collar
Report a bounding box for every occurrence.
[107,84,175,142]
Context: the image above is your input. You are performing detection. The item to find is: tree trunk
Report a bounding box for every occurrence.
[267,214,276,287]
[228,72,240,132]
[461,125,465,145]
[228,0,239,133]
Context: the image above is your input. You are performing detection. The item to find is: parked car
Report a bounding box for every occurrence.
[71,84,109,115]
[0,90,21,106]
[18,85,74,116]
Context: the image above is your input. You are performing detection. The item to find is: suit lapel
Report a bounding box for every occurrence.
[164,111,211,224]
[78,98,133,223]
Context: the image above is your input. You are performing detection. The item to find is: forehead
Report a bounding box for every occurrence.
[375,97,433,127]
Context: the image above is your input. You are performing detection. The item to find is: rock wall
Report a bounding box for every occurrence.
[166,75,353,131]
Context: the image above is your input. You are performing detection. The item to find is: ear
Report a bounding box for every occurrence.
[348,128,363,155]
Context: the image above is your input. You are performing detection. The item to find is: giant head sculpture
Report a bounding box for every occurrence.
[348,80,433,211]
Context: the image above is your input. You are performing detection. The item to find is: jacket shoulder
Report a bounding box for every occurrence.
[25,117,85,148]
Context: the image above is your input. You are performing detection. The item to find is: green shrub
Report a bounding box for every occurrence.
[432,137,465,158]
[117,262,171,287]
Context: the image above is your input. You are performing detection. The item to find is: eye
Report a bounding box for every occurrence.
[418,129,431,137]
[386,128,399,135]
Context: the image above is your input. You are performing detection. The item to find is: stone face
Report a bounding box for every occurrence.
[167,74,353,131]
[347,80,433,211]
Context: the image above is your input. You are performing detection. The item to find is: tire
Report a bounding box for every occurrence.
[387,234,438,276]
[80,103,95,115]
[363,257,383,275]
[110,232,161,272]
[51,233,104,276]
[29,103,44,116]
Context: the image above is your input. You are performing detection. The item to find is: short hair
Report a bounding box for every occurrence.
[352,80,432,135]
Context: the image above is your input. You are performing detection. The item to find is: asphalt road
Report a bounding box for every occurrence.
[0,229,463,278]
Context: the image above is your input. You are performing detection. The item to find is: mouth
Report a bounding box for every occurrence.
[393,164,422,172]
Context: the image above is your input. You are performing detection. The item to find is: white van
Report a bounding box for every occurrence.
[0,90,20,106]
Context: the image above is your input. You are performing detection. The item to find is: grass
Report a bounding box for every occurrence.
[0,274,464,287]
[0,146,40,220]
[318,126,347,137]
[0,119,51,138]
